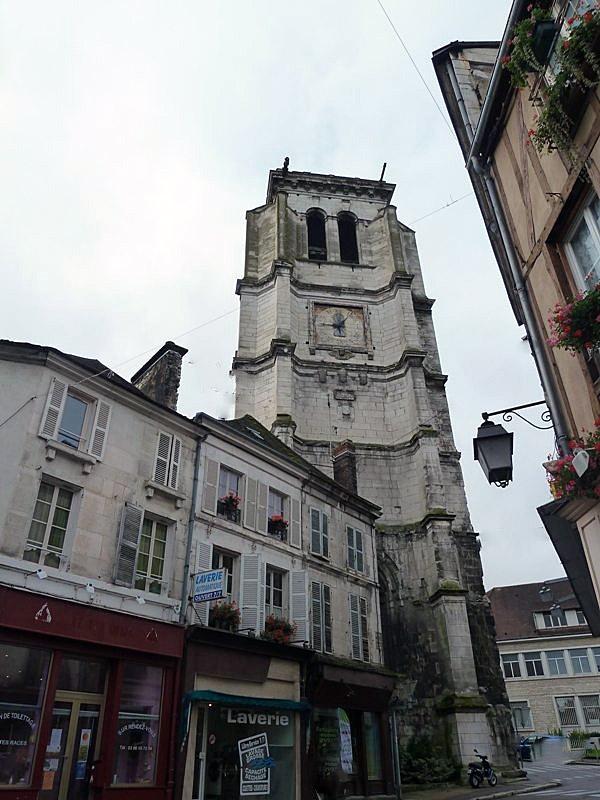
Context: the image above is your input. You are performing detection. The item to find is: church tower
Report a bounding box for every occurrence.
[232,167,513,764]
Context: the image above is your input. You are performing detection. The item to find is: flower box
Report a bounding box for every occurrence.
[548,285,600,354]
[545,422,600,500]
[208,601,240,632]
[260,615,296,645]
[217,492,242,523]
[267,515,288,541]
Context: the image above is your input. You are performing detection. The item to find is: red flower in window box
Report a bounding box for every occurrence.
[548,285,600,354]
[260,615,296,645]
[268,515,288,540]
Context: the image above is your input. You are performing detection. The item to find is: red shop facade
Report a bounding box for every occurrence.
[0,585,183,800]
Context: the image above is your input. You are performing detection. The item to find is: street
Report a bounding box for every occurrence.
[517,761,600,798]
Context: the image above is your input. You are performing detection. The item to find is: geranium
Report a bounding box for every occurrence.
[547,284,600,353]
[546,424,600,499]
[260,615,297,644]
[219,490,241,510]
[502,4,555,88]
[209,601,241,631]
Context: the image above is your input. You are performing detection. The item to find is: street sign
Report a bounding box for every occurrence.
[193,568,227,603]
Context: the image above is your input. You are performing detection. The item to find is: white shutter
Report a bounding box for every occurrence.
[154,432,172,485]
[201,458,219,513]
[256,483,268,534]
[39,378,67,439]
[360,597,369,662]
[350,593,361,660]
[115,503,144,586]
[290,570,308,643]
[356,529,364,573]
[311,509,321,554]
[244,477,257,529]
[194,539,214,625]
[323,584,332,653]
[168,436,182,490]
[88,400,111,459]
[240,553,263,634]
[311,582,323,652]
[322,513,329,558]
[290,498,301,548]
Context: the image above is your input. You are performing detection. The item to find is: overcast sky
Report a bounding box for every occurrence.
[0,1,565,590]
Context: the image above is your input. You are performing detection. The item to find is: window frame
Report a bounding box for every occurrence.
[310,508,329,559]
[501,653,522,679]
[523,651,544,677]
[264,565,286,619]
[211,548,236,603]
[347,525,364,572]
[546,649,568,676]
[114,503,174,596]
[23,478,80,568]
[541,608,567,628]
[134,516,169,595]
[569,648,592,674]
[564,190,600,292]
[511,700,534,731]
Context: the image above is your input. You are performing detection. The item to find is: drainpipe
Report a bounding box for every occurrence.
[445,48,571,455]
[180,434,206,624]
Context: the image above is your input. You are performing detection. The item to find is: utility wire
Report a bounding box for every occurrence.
[409,192,474,225]
[376,0,456,140]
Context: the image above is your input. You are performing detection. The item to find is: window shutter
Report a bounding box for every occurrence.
[154,432,172,486]
[168,436,182,490]
[323,584,332,653]
[88,400,111,459]
[256,483,268,534]
[347,526,355,569]
[311,582,323,652]
[39,378,67,439]
[322,513,329,558]
[356,530,364,573]
[201,458,219,513]
[194,540,213,625]
[240,553,262,634]
[290,570,308,643]
[244,477,257,529]
[350,593,361,660]
[360,597,369,662]
[115,503,144,586]
[311,509,321,554]
[289,498,301,548]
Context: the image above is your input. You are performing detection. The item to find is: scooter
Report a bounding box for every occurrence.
[467,749,497,788]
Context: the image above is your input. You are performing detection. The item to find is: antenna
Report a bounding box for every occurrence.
[379,162,387,182]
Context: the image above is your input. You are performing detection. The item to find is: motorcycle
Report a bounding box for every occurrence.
[467,749,497,788]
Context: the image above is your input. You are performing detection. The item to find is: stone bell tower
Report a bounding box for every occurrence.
[232,166,514,765]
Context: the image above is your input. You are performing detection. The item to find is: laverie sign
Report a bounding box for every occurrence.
[193,569,227,603]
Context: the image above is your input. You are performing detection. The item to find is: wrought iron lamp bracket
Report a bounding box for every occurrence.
[481,400,552,431]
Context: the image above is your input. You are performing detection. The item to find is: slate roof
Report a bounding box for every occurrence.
[487,577,589,641]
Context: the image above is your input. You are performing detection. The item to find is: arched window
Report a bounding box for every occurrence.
[306,209,327,261]
[337,212,359,263]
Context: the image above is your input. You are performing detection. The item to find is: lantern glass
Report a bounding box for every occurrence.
[473,420,514,485]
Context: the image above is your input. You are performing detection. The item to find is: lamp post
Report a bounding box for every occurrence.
[473,401,552,487]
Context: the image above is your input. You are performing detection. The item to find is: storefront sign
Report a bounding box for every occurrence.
[238,732,271,795]
[226,709,289,726]
[193,569,227,603]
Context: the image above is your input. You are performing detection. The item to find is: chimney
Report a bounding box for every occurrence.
[131,341,188,411]
[333,440,357,494]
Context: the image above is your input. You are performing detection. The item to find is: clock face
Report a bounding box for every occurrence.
[313,304,367,348]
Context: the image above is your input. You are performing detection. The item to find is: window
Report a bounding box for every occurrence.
[307,208,327,261]
[134,517,167,594]
[212,549,235,602]
[39,378,111,459]
[565,192,600,291]
[265,567,285,618]
[546,650,568,675]
[153,432,181,490]
[511,701,533,730]
[593,647,600,671]
[23,481,75,567]
[569,648,591,674]
[338,212,359,263]
[311,582,332,653]
[347,526,364,572]
[349,594,369,662]
[268,489,288,541]
[310,509,329,558]
[501,653,521,679]
[216,466,242,522]
[115,503,172,594]
[581,695,600,726]
[576,610,587,625]
[542,608,567,628]
[524,652,544,677]
[556,696,578,727]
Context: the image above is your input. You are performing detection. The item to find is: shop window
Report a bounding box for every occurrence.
[364,712,383,779]
[112,663,163,786]
[153,431,181,490]
[565,191,600,292]
[212,548,236,602]
[58,655,108,694]
[569,648,591,674]
[556,696,579,727]
[217,466,243,523]
[307,208,327,261]
[581,694,600,726]
[338,212,359,263]
[0,642,51,786]
[38,377,111,459]
[314,708,356,796]
[310,509,329,558]
[524,652,544,677]
[346,526,364,572]
[114,503,172,595]
[311,582,332,653]
[501,653,521,678]
[349,594,369,662]
[265,567,285,618]
[23,480,77,568]
[511,701,533,730]
[546,650,568,676]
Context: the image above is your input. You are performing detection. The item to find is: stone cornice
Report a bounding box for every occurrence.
[267,168,395,204]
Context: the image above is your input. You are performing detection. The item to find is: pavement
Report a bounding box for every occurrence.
[402,775,561,800]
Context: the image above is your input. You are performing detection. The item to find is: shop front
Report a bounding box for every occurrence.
[0,586,183,800]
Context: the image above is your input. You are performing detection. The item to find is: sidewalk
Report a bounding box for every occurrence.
[402,775,561,800]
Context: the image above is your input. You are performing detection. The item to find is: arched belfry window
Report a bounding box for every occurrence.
[307,209,327,261]
[337,212,359,263]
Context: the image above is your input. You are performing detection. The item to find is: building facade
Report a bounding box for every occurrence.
[231,168,515,765]
[489,578,600,734]
[433,0,600,634]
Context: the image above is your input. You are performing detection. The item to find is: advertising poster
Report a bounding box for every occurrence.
[238,732,270,796]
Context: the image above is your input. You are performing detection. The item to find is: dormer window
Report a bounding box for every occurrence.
[307,208,327,261]
[337,211,359,263]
